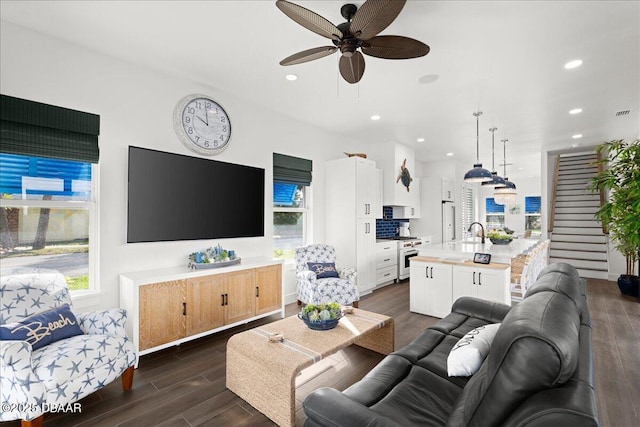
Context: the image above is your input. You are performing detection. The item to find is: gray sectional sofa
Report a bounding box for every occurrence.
[303,262,598,426]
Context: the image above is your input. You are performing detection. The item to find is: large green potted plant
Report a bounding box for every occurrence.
[591,139,640,297]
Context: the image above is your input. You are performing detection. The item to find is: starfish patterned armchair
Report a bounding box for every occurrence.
[0,270,136,427]
[295,244,359,307]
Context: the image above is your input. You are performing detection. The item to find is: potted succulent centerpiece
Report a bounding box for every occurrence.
[298,302,343,330]
[590,139,640,297]
[487,229,513,245]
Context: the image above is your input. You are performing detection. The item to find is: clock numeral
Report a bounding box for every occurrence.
[188,127,193,134]
[220,117,226,123]
[184,117,191,123]
[196,101,202,109]
[222,126,227,132]
[205,102,212,109]
[214,140,219,147]
[204,141,210,147]
[195,136,200,142]
[187,107,195,114]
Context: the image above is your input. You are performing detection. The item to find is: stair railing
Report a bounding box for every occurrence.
[596,150,609,234]
[548,154,560,233]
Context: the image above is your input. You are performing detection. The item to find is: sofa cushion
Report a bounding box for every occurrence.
[447,323,501,377]
[0,304,83,350]
[307,262,339,278]
[446,291,581,427]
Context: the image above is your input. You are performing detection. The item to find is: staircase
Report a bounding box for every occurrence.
[549,153,608,279]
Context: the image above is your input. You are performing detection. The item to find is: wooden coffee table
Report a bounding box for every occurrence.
[226,308,394,427]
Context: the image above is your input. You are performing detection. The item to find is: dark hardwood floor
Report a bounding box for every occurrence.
[2,278,638,427]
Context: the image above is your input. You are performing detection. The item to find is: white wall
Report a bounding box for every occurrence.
[478,178,541,234]
[0,21,368,310]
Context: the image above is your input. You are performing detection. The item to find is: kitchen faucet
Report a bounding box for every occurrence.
[468,222,485,244]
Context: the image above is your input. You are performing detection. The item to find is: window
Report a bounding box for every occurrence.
[0,154,97,292]
[273,153,312,260]
[461,183,474,239]
[0,95,100,293]
[486,197,505,230]
[525,196,542,237]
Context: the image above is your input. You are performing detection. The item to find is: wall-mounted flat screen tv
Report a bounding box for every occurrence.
[127,146,265,243]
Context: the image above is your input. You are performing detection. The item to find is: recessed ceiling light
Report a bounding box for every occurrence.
[417,74,439,84]
[572,134,583,139]
[564,59,583,69]
[569,108,582,115]
[285,74,298,81]
[370,115,381,121]
[417,137,425,142]
[446,152,454,157]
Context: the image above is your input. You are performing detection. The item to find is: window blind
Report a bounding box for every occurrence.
[461,183,474,238]
[273,152,312,186]
[525,196,542,214]
[0,94,100,163]
[486,198,505,213]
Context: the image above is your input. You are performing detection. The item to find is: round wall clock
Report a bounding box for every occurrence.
[173,94,231,155]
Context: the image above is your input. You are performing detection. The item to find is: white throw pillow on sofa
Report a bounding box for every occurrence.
[447,323,501,377]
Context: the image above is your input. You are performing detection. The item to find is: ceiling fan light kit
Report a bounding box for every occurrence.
[464,111,493,183]
[275,0,430,84]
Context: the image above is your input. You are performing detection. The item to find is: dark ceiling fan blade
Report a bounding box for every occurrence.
[350,0,407,41]
[339,51,366,84]
[362,35,430,59]
[275,0,343,41]
[280,46,338,66]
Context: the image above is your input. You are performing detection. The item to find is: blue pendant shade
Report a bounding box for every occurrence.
[464,111,492,183]
[482,126,506,187]
[482,171,507,187]
[464,164,493,182]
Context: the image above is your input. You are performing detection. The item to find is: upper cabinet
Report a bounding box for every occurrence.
[392,178,421,218]
[370,142,418,207]
[442,177,455,201]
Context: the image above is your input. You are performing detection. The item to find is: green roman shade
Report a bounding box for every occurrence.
[273,152,312,186]
[0,94,100,163]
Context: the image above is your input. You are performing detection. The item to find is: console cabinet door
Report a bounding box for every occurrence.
[452,265,475,302]
[224,270,256,324]
[476,267,510,305]
[409,262,430,314]
[185,276,225,336]
[429,263,453,318]
[255,264,282,315]
[139,280,185,351]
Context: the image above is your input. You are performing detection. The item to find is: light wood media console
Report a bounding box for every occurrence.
[120,257,284,365]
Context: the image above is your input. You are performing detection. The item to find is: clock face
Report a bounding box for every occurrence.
[173,94,231,155]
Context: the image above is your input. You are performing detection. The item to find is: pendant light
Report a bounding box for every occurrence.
[463,111,493,183]
[494,139,517,205]
[481,127,506,187]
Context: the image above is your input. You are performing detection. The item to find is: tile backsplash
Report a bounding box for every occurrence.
[376,206,409,238]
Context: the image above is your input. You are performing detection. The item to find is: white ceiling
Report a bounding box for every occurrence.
[1,1,638,181]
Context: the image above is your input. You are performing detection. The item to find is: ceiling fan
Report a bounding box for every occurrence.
[276,0,430,84]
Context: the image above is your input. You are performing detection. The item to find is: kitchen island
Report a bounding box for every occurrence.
[410,238,549,317]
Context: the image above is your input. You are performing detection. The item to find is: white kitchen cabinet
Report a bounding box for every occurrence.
[325,157,381,296]
[442,177,455,202]
[391,179,421,219]
[452,264,511,305]
[410,260,453,318]
[376,241,398,286]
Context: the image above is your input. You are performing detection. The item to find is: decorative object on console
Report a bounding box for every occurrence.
[447,323,501,377]
[276,0,430,84]
[396,158,412,192]
[298,302,343,330]
[481,126,506,187]
[494,139,517,205]
[464,111,493,183]
[173,94,231,155]
[189,244,240,269]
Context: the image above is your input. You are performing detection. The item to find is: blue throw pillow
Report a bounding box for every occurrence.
[307,262,339,279]
[0,303,83,350]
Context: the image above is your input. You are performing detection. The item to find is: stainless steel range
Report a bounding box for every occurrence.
[378,236,429,280]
